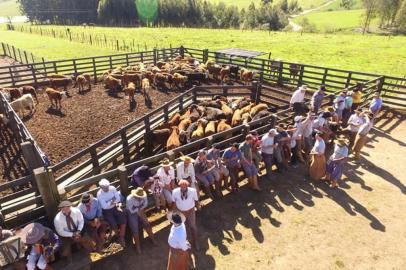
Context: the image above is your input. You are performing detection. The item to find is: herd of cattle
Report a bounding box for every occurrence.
[0,55,257,121]
[147,95,276,151]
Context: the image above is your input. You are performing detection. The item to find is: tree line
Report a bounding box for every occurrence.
[361,0,406,33]
[17,0,301,30]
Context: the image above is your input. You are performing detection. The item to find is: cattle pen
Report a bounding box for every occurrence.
[0,45,405,231]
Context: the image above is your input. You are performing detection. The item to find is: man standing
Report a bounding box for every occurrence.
[54,201,92,262]
[347,109,365,151]
[290,85,308,115]
[352,112,374,160]
[78,193,107,252]
[261,129,278,179]
[166,212,190,270]
[172,180,201,251]
[333,91,346,122]
[222,143,242,192]
[239,135,261,191]
[96,179,127,247]
[342,90,353,125]
[326,137,349,188]
[310,85,325,113]
[369,92,383,116]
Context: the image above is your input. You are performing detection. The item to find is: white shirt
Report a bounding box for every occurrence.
[290,89,305,104]
[156,166,175,185]
[168,223,189,251]
[300,117,313,138]
[311,139,326,154]
[126,195,148,214]
[313,115,327,130]
[97,186,122,210]
[348,114,364,132]
[358,116,373,136]
[54,207,84,238]
[330,145,349,160]
[176,162,196,183]
[261,134,275,154]
[172,187,198,212]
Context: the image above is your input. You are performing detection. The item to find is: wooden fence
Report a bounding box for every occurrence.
[1,43,42,64]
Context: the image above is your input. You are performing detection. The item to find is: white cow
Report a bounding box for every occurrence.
[10,93,35,118]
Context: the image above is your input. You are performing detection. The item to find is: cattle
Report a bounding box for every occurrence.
[154,73,167,89]
[2,88,21,101]
[104,76,122,93]
[289,63,301,81]
[0,113,9,126]
[74,74,91,93]
[21,86,38,103]
[199,100,222,109]
[178,118,191,132]
[168,112,181,127]
[167,126,181,151]
[240,103,253,115]
[270,60,282,79]
[49,77,72,94]
[205,120,218,136]
[191,119,206,141]
[252,108,275,121]
[220,100,233,121]
[181,104,201,122]
[206,61,222,81]
[250,103,269,118]
[10,94,35,117]
[205,107,225,121]
[231,109,242,127]
[220,66,231,84]
[146,128,171,148]
[242,113,251,124]
[240,68,256,85]
[217,119,232,139]
[47,74,67,79]
[122,72,142,88]
[45,88,67,110]
[173,73,188,89]
[124,82,136,102]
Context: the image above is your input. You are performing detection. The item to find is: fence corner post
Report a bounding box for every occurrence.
[251,81,258,101]
[277,62,284,86]
[34,167,59,223]
[377,76,385,94]
[118,166,129,197]
[179,46,185,57]
[21,141,44,173]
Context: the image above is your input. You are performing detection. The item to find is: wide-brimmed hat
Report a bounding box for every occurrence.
[373,92,380,97]
[20,223,45,245]
[268,128,278,135]
[131,187,147,199]
[336,136,349,146]
[58,200,72,208]
[99,178,110,187]
[161,158,173,167]
[325,106,335,113]
[178,179,190,187]
[81,193,92,204]
[180,155,195,163]
[299,85,308,91]
[167,211,186,225]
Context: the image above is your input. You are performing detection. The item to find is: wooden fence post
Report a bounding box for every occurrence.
[192,87,197,103]
[153,48,157,65]
[125,54,129,66]
[206,136,214,148]
[179,46,185,57]
[21,141,44,172]
[34,167,60,223]
[120,129,130,164]
[31,65,38,85]
[178,96,184,111]
[251,81,258,101]
[24,51,28,64]
[53,62,58,74]
[298,65,304,86]
[73,59,78,75]
[345,72,352,88]
[9,67,15,86]
[90,147,100,174]
[118,166,129,197]
[12,46,17,60]
[92,58,97,83]
[256,80,262,104]
[322,68,328,86]
[1,43,5,56]
[277,62,284,86]
[163,103,169,122]
[377,76,385,94]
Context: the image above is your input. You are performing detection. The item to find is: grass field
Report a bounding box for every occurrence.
[319,0,363,11]
[293,9,371,32]
[1,27,405,77]
[0,0,20,17]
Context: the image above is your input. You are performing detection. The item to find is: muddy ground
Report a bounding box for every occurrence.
[93,109,406,270]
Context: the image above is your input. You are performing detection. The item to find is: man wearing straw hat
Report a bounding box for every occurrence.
[20,223,60,270]
[166,211,190,270]
[352,112,374,160]
[176,154,199,195]
[54,201,93,262]
[172,180,201,251]
[369,92,383,116]
[326,136,349,188]
[126,187,156,254]
[96,179,127,247]
[156,158,176,208]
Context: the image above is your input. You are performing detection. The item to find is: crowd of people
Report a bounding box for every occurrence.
[0,84,383,270]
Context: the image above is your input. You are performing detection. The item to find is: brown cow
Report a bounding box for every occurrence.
[167,126,181,150]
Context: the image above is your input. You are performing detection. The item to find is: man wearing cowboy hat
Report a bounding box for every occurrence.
[172,179,200,251]
[342,89,353,125]
[166,211,190,270]
[194,150,217,199]
[21,223,60,270]
[176,155,199,195]
[239,135,261,190]
[326,136,349,188]
[290,85,308,116]
[347,109,365,151]
[352,112,374,160]
[54,201,92,262]
[96,179,127,247]
[78,193,107,252]
[156,158,176,209]
[126,187,156,254]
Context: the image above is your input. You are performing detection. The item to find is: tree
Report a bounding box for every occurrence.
[395,0,406,32]
[245,2,257,29]
[340,0,355,10]
[97,0,137,25]
[362,0,378,34]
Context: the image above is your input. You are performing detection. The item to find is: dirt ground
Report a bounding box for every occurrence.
[93,108,406,270]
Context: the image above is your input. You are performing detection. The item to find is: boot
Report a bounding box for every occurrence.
[204,185,214,200]
[132,235,141,254]
[251,176,261,191]
[215,181,223,197]
[145,226,157,245]
[118,224,127,248]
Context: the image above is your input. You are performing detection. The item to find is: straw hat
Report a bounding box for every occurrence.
[336,136,349,146]
[160,158,173,167]
[20,223,45,245]
[99,178,110,187]
[325,106,335,113]
[294,116,303,122]
[178,179,190,187]
[131,187,147,199]
[180,155,195,163]
[167,211,186,225]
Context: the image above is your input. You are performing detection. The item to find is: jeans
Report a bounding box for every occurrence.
[261,152,274,177]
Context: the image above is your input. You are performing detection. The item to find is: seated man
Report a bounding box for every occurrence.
[96,179,127,247]
[78,193,107,252]
[239,135,261,191]
[222,143,242,192]
[54,201,93,263]
[21,223,60,270]
[194,150,218,199]
[0,225,13,242]
[207,144,229,194]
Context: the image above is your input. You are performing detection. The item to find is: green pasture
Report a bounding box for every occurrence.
[293,9,371,32]
[1,27,405,77]
[0,0,20,17]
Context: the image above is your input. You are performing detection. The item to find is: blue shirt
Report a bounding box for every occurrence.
[78,198,103,221]
[222,148,241,167]
[344,96,353,109]
[369,98,382,113]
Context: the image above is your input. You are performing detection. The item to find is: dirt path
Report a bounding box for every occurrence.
[289,0,337,31]
[94,108,406,270]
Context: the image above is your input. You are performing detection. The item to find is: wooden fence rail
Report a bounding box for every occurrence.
[1,43,41,64]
